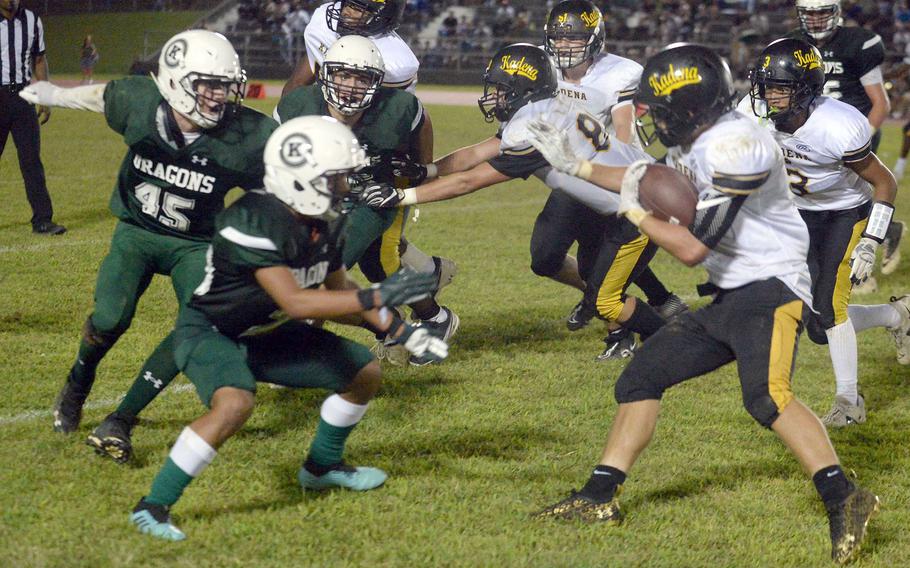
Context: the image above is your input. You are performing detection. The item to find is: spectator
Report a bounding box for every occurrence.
[80,34,99,85]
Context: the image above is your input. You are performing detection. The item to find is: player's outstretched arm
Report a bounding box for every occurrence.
[19,81,106,113]
[525,118,626,191]
[432,136,501,177]
[361,161,511,208]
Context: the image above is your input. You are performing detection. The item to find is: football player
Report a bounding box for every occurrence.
[20,31,278,462]
[790,0,904,285]
[526,43,879,564]
[540,0,688,336]
[129,116,448,541]
[279,0,455,310]
[360,43,670,359]
[276,36,458,365]
[743,38,910,426]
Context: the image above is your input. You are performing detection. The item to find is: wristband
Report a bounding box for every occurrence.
[576,160,593,181]
[356,288,376,310]
[400,187,419,206]
[425,163,438,180]
[862,200,894,243]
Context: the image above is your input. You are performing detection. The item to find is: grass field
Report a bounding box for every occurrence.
[1,96,909,567]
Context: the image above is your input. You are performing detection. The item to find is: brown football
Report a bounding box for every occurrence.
[637,164,699,226]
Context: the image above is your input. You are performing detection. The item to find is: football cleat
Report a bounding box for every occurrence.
[566,299,596,332]
[535,488,624,524]
[298,463,387,491]
[888,294,910,365]
[130,498,186,541]
[882,220,905,275]
[52,374,90,433]
[432,256,458,297]
[821,395,866,428]
[826,486,879,564]
[86,411,138,463]
[653,293,689,320]
[851,276,877,295]
[409,306,459,366]
[596,329,637,362]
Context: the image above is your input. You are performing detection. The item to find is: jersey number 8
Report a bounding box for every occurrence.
[576,112,611,152]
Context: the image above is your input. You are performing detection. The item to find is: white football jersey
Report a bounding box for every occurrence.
[554,52,642,134]
[666,111,812,302]
[498,96,651,215]
[736,95,873,211]
[304,3,419,92]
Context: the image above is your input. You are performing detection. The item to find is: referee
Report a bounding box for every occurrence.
[1,0,65,235]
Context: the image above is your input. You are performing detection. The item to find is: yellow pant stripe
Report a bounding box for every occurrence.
[379,207,407,276]
[833,219,866,325]
[768,299,803,413]
[595,234,649,321]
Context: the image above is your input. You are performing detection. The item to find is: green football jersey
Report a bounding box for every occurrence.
[103,76,278,241]
[189,191,346,339]
[275,84,424,186]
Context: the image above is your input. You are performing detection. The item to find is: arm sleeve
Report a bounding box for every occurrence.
[52,84,107,112]
[689,194,749,249]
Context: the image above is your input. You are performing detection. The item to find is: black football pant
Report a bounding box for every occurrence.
[0,88,54,227]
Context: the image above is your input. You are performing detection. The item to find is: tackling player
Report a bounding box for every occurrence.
[744,38,910,426]
[360,43,671,360]
[526,43,879,565]
[276,36,458,365]
[129,116,448,540]
[789,0,904,286]
[20,31,278,462]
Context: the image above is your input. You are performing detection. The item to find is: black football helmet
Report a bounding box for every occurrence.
[748,38,825,128]
[326,0,406,37]
[478,43,558,123]
[544,0,606,70]
[633,43,736,148]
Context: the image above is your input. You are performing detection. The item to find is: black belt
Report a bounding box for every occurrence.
[1,83,28,93]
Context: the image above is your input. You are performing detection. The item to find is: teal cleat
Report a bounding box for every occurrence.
[130,498,186,541]
[298,463,387,491]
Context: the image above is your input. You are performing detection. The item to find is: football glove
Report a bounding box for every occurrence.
[849,237,878,286]
[526,118,586,176]
[375,268,436,307]
[617,160,650,227]
[389,155,429,185]
[360,183,405,208]
[18,81,58,106]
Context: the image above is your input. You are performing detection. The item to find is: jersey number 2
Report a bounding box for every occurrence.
[135,182,195,232]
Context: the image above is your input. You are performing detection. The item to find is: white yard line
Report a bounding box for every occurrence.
[0,238,107,254]
[0,383,195,427]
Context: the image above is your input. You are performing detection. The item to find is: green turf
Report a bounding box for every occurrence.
[1,100,909,567]
[42,11,204,75]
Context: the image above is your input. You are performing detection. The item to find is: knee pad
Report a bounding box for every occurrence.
[82,316,121,348]
[614,366,664,404]
[529,249,564,278]
[805,313,829,345]
[743,393,780,429]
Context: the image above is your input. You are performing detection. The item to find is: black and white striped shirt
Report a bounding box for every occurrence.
[0,6,45,86]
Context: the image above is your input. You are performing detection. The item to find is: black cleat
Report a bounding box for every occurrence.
[535,487,624,524]
[53,375,89,433]
[410,306,459,366]
[86,411,138,463]
[652,293,689,320]
[827,486,879,564]
[566,300,596,332]
[596,329,637,361]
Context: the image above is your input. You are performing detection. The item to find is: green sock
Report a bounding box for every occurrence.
[306,419,356,467]
[116,333,179,418]
[147,457,194,507]
[69,339,111,391]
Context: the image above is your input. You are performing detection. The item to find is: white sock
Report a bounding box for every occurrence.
[826,320,858,404]
[848,304,901,332]
[426,307,448,323]
[895,157,906,177]
[170,426,217,477]
[400,242,435,274]
[321,394,368,427]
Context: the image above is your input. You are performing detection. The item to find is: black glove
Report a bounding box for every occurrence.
[389,155,429,185]
[360,183,405,208]
[361,268,436,308]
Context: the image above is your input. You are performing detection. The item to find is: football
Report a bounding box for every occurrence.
[637,164,699,226]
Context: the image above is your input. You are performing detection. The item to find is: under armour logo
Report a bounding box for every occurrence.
[191,155,208,166]
[143,371,163,390]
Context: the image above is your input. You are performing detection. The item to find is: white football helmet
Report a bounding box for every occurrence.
[153,30,246,129]
[319,36,385,116]
[263,116,368,220]
[796,0,841,41]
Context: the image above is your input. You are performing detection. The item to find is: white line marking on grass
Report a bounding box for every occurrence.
[0,383,195,426]
[0,239,107,254]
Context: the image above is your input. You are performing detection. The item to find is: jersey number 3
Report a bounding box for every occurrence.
[135,182,195,231]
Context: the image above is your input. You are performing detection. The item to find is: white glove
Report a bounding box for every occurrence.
[18,81,60,106]
[401,326,449,364]
[849,237,878,286]
[525,118,587,177]
[617,160,650,226]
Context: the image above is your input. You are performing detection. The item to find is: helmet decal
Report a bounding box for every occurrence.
[280,134,315,168]
[499,55,539,81]
[648,64,702,97]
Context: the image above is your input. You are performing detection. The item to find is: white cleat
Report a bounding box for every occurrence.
[888,294,910,365]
